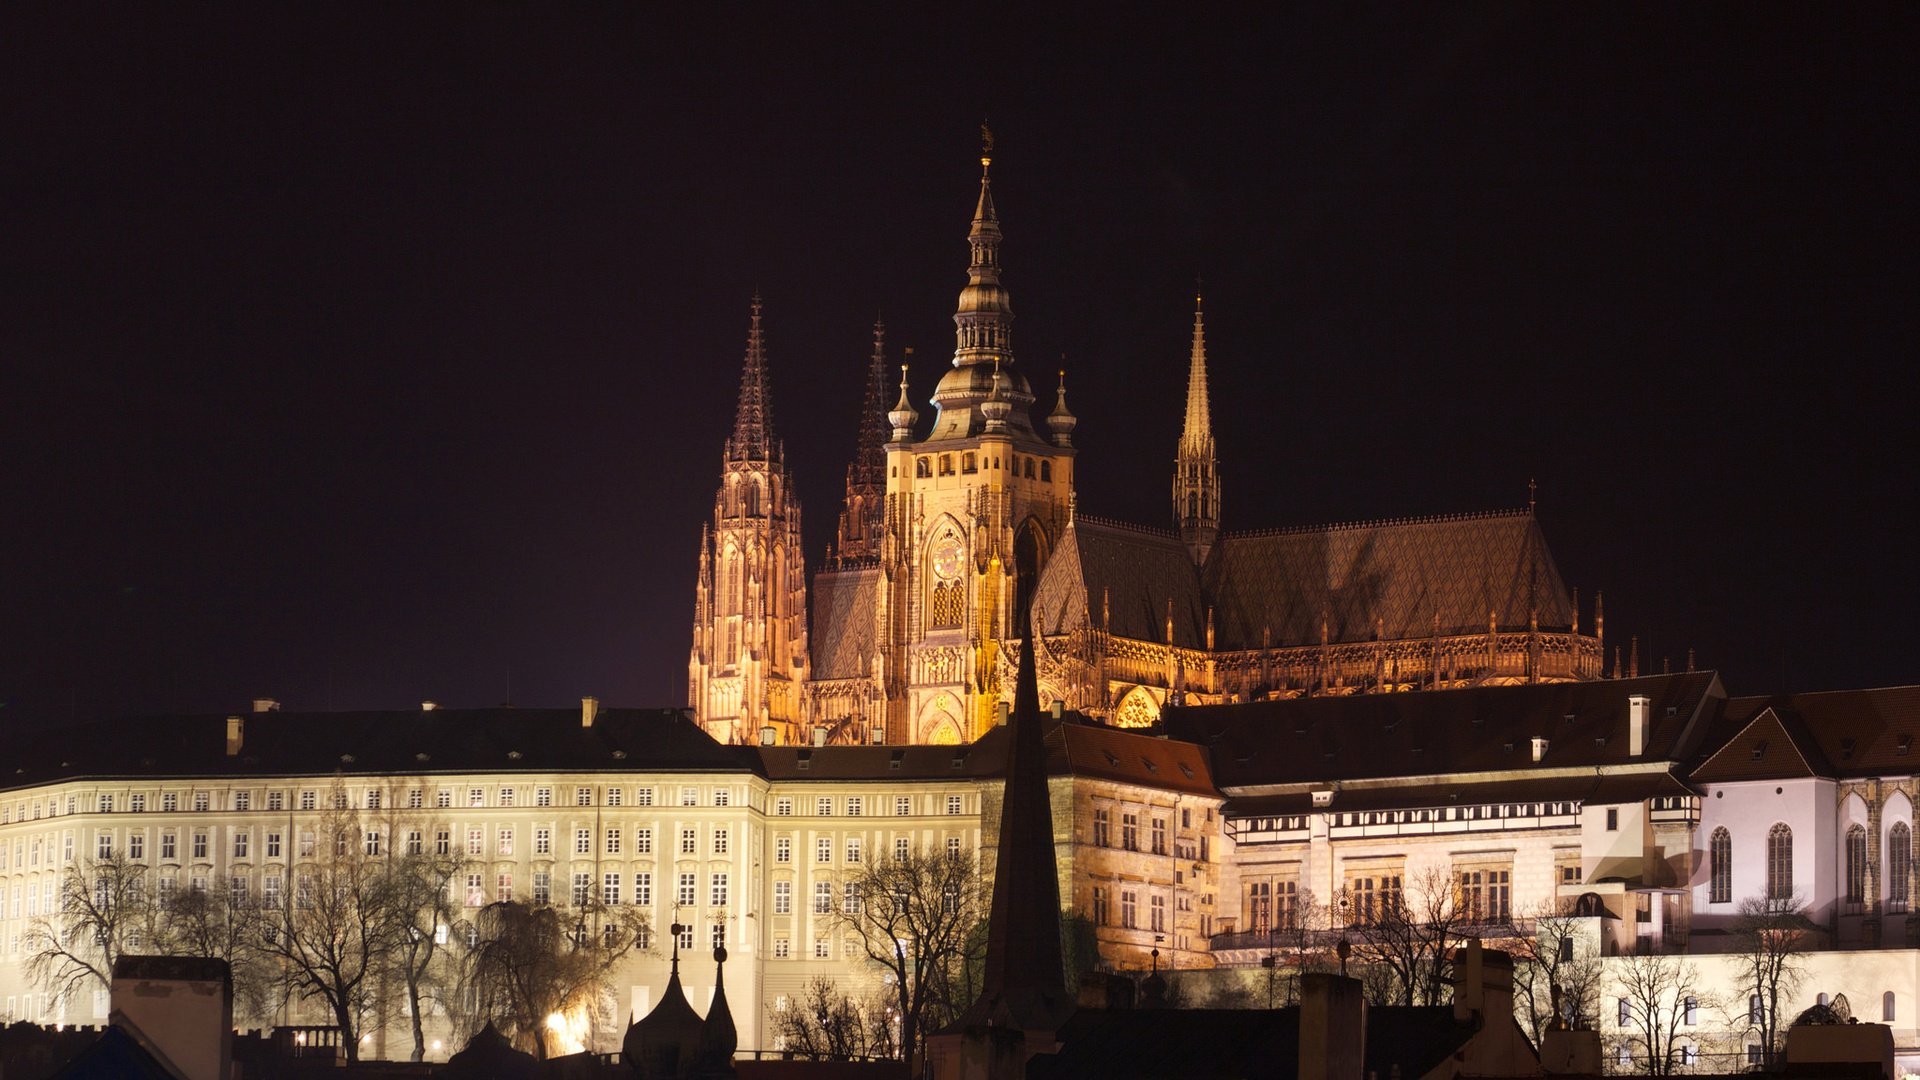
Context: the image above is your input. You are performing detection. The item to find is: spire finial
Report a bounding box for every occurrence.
[1047,357,1077,446]
[1528,477,1537,515]
[889,358,919,442]
[980,120,994,170]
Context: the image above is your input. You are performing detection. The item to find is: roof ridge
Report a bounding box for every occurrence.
[1072,513,1181,539]
[1221,507,1532,541]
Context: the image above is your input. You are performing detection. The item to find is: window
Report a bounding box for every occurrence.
[191,832,208,860]
[1121,813,1139,852]
[234,831,251,859]
[603,873,622,905]
[500,787,516,807]
[234,791,251,811]
[498,872,514,903]
[817,837,833,863]
[575,828,592,855]
[1893,823,1912,912]
[817,797,833,816]
[498,828,514,856]
[1605,807,1618,831]
[1620,998,1631,1026]
[1885,991,1897,1022]
[814,881,833,914]
[403,790,419,809]
[604,788,620,808]
[162,792,179,812]
[1247,881,1271,932]
[846,838,862,863]
[895,838,911,861]
[713,789,729,807]
[947,795,963,815]
[1459,868,1511,923]
[947,836,962,859]
[682,787,699,807]
[194,792,210,812]
[636,787,654,807]
[534,827,551,855]
[1684,996,1698,1025]
[96,834,113,859]
[1709,828,1732,903]
[1681,1045,1698,1067]
[536,787,552,807]
[467,828,484,857]
[1150,894,1167,932]
[711,873,729,907]
[1278,881,1299,929]
[1121,890,1138,928]
[1768,823,1794,900]
[577,788,593,807]
[1749,995,1765,1024]
[896,796,912,816]
[635,872,651,906]
[435,790,451,809]
[130,793,146,813]
[774,938,790,958]
[263,876,281,905]
[847,797,863,817]
[678,873,697,907]
[1847,824,1869,907]
[572,873,592,907]
[1093,808,1111,846]
[606,828,621,855]
[1092,886,1108,925]
[359,790,374,810]
[713,828,729,855]
[1748,1045,1764,1068]
[402,830,417,856]
[843,881,861,914]
[776,837,792,863]
[629,827,650,854]
[1151,818,1167,855]
[814,938,830,958]
[680,828,697,855]
[776,798,793,817]
[533,872,551,905]
[774,881,792,914]
[128,833,144,860]
[435,829,450,856]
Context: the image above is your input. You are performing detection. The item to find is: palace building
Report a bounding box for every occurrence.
[689,146,1604,747]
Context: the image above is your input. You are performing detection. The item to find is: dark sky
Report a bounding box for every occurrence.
[4,6,1914,726]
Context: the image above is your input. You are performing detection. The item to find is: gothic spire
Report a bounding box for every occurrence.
[1174,292,1221,564]
[834,319,891,563]
[727,295,776,462]
[952,127,1013,370]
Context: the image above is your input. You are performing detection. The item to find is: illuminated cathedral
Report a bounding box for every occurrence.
[689,142,1605,746]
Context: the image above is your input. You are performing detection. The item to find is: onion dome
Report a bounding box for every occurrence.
[694,945,738,1077]
[623,925,705,1079]
[981,360,1012,433]
[888,364,919,442]
[443,1022,537,1080]
[1046,368,1077,447]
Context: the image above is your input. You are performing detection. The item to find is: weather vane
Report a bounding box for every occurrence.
[980,121,994,168]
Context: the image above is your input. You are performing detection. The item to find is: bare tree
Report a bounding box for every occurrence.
[155,883,277,1026]
[253,790,401,1061]
[365,791,468,1063]
[1731,894,1811,1069]
[23,852,158,1010]
[1511,900,1604,1041]
[1610,952,1716,1075]
[770,978,895,1061]
[835,845,986,1065]
[1348,865,1470,1006]
[455,899,649,1059]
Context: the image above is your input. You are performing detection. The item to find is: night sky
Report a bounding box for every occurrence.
[4,6,1914,728]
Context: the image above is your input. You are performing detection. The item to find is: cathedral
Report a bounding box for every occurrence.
[689,146,1605,746]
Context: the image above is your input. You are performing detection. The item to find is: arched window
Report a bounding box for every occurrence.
[1891,822,1912,912]
[1885,991,1897,1022]
[1846,824,1868,907]
[1710,828,1732,904]
[1040,461,1052,482]
[1767,823,1794,900]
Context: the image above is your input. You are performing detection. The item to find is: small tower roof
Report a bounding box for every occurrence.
[623,927,706,1078]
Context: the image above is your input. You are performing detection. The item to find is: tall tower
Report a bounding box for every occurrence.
[689,297,811,745]
[1173,293,1220,564]
[875,133,1076,744]
[831,320,892,565]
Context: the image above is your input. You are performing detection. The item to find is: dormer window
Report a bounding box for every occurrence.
[1751,740,1768,760]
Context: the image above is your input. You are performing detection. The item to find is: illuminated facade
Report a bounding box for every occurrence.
[691,146,1603,746]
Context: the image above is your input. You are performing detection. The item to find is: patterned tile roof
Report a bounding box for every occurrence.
[1203,509,1574,650]
[809,563,882,679]
[1032,517,1208,647]
[1691,685,1920,782]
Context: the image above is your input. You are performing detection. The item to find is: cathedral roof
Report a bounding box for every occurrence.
[1,706,751,792]
[1033,517,1208,648]
[1202,509,1574,649]
[1165,671,1724,791]
[808,564,881,680]
[1691,684,1920,783]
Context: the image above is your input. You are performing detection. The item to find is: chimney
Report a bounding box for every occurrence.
[1531,736,1549,763]
[997,701,1011,726]
[421,701,437,712]
[1298,973,1367,1080]
[250,698,279,713]
[1050,700,1065,720]
[224,716,244,757]
[759,726,776,747]
[581,696,599,729]
[812,726,828,748]
[1628,695,1650,756]
[1452,939,1512,1027]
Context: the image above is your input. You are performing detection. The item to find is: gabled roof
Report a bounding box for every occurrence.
[810,563,882,679]
[1691,686,1920,782]
[1045,721,1219,797]
[1688,706,1825,784]
[1203,509,1574,650]
[1165,672,1722,791]
[1,707,754,792]
[1034,517,1208,647]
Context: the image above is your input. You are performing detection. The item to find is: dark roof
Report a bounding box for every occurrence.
[112,955,230,984]
[1034,517,1208,648]
[1690,686,1920,782]
[755,743,995,781]
[1,707,753,791]
[1204,510,1572,649]
[810,563,882,679]
[1030,1004,1475,1080]
[49,1026,174,1080]
[1165,672,1723,790]
[1045,721,1219,797]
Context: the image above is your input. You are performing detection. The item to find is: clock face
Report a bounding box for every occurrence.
[932,536,965,581]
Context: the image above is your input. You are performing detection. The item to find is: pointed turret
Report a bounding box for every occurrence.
[623,926,705,1078]
[695,944,737,1077]
[888,361,919,442]
[1174,293,1221,564]
[726,296,777,463]
[833,320,892,564]
[1046,367,1077,447]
